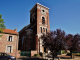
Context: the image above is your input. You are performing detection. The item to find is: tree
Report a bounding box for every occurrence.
[0,15,6,33]
[66,34,80,58]
[72,34,80,52]
[40,29,67,60]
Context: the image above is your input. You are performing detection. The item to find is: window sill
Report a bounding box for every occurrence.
[7,41,13,42]
[7,52,13,54]
[40,33,43,34]
[42,24,45,25]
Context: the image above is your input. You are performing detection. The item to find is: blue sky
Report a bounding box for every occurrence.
[0,0,80,35]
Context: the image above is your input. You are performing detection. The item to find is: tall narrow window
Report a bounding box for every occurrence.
[22,36,24,46]
[46,29,47,34]
[40,27,42,33]
[43,28,45,33]
[8,36,12,41]
[44,47,47,53]
[42,17,45,25]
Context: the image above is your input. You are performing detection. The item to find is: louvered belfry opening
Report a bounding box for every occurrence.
[42,17,45,25]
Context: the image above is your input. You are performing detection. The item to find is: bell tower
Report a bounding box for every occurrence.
[30,3,50,53]
[36,3,50,34]
[30,3,50,34]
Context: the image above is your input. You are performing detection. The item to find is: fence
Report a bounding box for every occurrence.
[19,51,31,57]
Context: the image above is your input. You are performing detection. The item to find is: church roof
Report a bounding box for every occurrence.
[19,24,31,33]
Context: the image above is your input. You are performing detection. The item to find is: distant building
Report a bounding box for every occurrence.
[18,3,50,54]
[0,29,20,57]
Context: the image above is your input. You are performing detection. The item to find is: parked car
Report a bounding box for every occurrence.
[0,52,16,60]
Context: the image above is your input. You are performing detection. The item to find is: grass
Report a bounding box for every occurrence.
[62,50,66,54]
[34,54,41,57]
[75,54,80,56]
[67,53,80,56]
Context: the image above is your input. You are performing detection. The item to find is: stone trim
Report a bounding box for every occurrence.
[5,45,13,53]
[39,23,42,24]
[41,15,46,20]
[7,35,9,41]
[39,26,48,28]
[38,7,49,13]
[39,23,48,26]
[39,12,47,16]
[37,7,40,9]
[7,35,14,42]
[37,3,49,10]
[30,3,49,13]
[12,36,14,42]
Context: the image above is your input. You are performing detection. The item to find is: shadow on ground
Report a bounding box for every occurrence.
[59,57,72,59]
[18,57,47,60]
[57,55,72,59]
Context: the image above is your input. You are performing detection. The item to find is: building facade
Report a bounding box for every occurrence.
[18,3,50,54]
[0,29,20,57]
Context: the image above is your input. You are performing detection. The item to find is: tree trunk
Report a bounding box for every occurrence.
[70,50,73,59]
[52,52,54,60]
[55,52,57,57]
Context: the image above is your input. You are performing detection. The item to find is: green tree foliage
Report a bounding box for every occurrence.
[0,15,6,33]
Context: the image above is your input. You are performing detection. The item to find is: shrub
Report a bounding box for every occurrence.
[0,35,3,38]
[62,50,66,54]
[76,54,80,56]
[67,53,71,56]
[34,54,40,57]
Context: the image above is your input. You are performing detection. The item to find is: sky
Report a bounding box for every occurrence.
[0,0,80,35]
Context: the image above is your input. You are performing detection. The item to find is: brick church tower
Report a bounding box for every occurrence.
[30,3,50,53]
[19,3,50,55]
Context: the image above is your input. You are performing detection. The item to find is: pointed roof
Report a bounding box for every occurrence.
[19,24,31,33]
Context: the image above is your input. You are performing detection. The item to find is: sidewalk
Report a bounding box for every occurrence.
[16,56,80,60]
[59,58,80,60]
[16,58,80,60]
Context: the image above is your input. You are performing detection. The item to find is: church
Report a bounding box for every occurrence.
[18,3,50,55]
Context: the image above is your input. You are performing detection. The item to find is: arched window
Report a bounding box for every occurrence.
[42,17,45,24]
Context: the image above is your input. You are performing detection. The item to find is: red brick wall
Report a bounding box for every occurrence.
[37,4,50,34]
[19,27,36,51]
[18,3,50,54]
[0,33,19,57]
[35,35,38,51]
[36,4,50,53]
